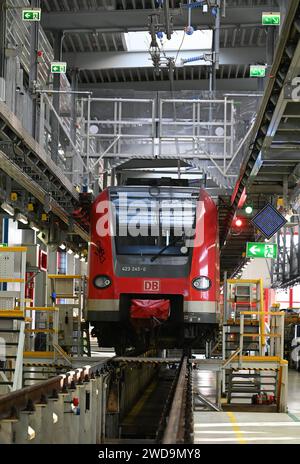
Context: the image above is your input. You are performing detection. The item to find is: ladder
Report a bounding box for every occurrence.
[222,279,264,363]
[0,247,27,392]
[48,275,89,356]
[225,308,285,406]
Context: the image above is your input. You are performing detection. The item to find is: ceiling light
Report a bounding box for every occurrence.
[80,256,85,262]
[67,248,73,255]
[89,124,99,135]
[1,202,14,216]
[124,30,213,52]
[16,213,28,224]
[215,127,224,137]
[30,222,40,232]
[74,253,80,259]
[59,243,66,250]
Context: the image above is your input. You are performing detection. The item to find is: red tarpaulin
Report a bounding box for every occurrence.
[130,299,170,320]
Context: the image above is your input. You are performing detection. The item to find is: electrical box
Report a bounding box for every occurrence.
[0,291,19,310]
[25,244,40,269]
[0,253,14,278]
[25,244,48,271]
[54,278,74,297]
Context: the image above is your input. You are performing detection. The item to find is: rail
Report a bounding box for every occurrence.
[0,360,110,422]
[159,356,193,444]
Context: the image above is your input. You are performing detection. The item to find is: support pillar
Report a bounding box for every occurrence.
[67,251,75,275]
[69,69,80,185]
[29,0,40,139]
[102,158,108,189]
[0,0,6,80]
[110,168,116,186]
[210,1,220,92]
[46,247,57,306]
[50,31,63,163]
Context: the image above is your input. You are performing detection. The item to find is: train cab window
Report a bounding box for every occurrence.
[111,189,198,256]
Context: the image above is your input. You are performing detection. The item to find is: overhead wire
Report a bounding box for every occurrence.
[174,30,186,65]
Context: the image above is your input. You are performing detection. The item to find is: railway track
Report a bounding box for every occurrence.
[108,354,194,444]
[0,352,194,444]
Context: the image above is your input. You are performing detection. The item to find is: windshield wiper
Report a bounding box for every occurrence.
[150,236,184,262]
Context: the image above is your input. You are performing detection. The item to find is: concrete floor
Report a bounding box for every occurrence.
[194,369,300,444]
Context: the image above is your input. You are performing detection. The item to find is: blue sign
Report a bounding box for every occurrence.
[251,203,287,239]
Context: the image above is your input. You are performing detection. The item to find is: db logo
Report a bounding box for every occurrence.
[144,280,160,292]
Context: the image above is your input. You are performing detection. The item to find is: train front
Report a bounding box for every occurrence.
[87,185,220,354]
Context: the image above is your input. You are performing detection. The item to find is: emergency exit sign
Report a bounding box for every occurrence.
[262,12,281,26]
[22,9,41,21]
[246,242,278,259]
[250,65,266,78]
[51,62,67,74]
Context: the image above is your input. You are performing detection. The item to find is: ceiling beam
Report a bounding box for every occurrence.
[41,6,277,32]
[78,78,258,91]
[64,47,265,70]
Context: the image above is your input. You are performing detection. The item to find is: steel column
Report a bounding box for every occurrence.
[70,69,79,185]
[29,0,40,138]
[50,31,63,163]
[0,0,6,80]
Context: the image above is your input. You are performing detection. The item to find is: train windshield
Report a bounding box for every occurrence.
[111,189,198,256]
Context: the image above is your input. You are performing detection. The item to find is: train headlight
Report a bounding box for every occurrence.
[192,276,211,291]
[93,275,112,289]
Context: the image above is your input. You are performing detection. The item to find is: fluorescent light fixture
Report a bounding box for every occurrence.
[30,222,40,232]
[1,202,14,216]
[124,30,213,52]
[67,248,73,255]
[74,253,80,259]
[59,243,66,250]
[16,213,28,224]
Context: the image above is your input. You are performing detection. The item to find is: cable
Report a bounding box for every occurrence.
[175,30,186,65]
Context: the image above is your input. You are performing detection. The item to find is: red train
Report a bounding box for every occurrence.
[87,183,220,354]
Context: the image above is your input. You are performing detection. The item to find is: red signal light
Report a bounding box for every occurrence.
[234,218,243,227]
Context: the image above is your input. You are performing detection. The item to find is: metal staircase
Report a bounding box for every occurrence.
[0,314,25,392]
[0,247,27,393]
[222,278,286,410]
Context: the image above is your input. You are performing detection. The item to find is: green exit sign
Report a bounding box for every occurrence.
[51,62,67,74]
[262,12,281,26]
[250,65,266,78]
[22,8,41,21]
[246,242,278,259]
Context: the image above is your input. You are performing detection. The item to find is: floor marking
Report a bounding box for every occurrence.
[226,412,246,444]
[288,412,300,422]
[122,381,157,425]
[194,436,298,443]
[194,421,300,428]
[195,431,265,435]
